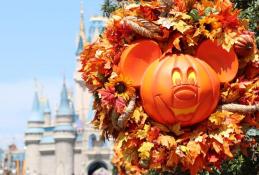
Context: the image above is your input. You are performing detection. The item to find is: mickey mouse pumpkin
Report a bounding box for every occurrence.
[119,40,238,126]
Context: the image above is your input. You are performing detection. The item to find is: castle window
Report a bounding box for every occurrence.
[88,134,97,148]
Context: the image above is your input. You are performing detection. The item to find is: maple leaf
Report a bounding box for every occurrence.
[209,111,227,125]
[157,17,192,33]
[138,5,160,21]
[136,124,150,140]
[132,107,141,123]
[187,141,201,165]
[212,141,222,153]
[218,32,237,52]
[190,156,204,175]
[131,107,148,124]
[115,97,126,113]
[116,132,128,149]
[138,142,154,160]
[172,20,192,34]
[123,147,139,163]
[210,134,224,144]
[225,113,245,124]
[166,151,179,168]
[147,127,160,141]
[157,135,176,148]
[98,87,115,106]
[223,141,233,158]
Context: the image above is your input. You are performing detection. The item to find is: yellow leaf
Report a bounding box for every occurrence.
[116,133,128,149]
[132,107,141,123]
[187,141,201,165]
[212,141,222,153]
[172,20,192,34]
[157,135,176,148]
[131,107,148,124]
[209,111,226,125]
[219,32,237,52]
[136,124,150,140]
[180,145,189,153]
[210,134,224,144]
[138,142,154,160]
[169,11,192,20]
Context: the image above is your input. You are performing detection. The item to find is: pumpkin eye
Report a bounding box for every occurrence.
[172,69,182,85]
[187,70,196,84]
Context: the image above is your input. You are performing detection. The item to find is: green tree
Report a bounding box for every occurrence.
[101,0,118,17]
[234,0,259,47]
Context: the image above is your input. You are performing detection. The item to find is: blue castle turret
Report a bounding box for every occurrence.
[28,91,44,122]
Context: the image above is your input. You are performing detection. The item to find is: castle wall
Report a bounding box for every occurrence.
[25,143,40,175]
[55,140,74,175]
[40,151,56,175]
[74,150,83,175]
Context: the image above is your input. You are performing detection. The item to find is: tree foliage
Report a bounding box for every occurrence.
[233,0,259,47]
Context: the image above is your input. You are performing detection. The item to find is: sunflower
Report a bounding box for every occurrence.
[199,16,222,40]
[107,73,135,101]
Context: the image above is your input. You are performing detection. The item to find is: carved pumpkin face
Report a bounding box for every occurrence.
[119,40,238,126]
[141,54,220,126]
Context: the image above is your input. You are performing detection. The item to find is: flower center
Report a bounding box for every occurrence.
[204,23,212,31]
[115,82,126,94]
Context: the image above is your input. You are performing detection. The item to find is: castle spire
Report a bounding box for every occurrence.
[76,0,87,56]
[29,90,44,122]
[57,81,73,116]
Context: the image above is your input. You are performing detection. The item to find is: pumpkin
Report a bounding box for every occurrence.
[141,54,220,126]
[196,40,239,83]
[234,34,255,58]
[119,40,238,126]
[119,40,162,87]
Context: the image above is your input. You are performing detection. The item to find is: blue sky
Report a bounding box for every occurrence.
[0,0,103,149]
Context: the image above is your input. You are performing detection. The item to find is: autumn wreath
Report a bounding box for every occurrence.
[80,0,258,174]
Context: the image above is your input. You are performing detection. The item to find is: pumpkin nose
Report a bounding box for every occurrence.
[174,89,196,100]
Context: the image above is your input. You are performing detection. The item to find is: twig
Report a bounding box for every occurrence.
[218,103,259,113]
[117,95,137,129]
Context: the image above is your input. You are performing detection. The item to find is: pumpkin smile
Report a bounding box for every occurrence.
[156,95,198,122]
[170,104,198,117]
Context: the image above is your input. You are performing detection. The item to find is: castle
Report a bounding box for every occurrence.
[24,3,112,175]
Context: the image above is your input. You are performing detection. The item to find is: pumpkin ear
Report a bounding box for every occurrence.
[196,40,239,83]
[119,40,162,87]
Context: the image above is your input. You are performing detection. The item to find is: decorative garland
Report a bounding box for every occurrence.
[80,0,259,174]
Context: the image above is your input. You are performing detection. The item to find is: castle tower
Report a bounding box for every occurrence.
[74,0,92,121]
[43,99,51,127]
[54,82,75,175]
[25,91,44,175]
[39,98,56,175]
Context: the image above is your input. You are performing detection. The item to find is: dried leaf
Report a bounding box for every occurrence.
[138,142,154,160]
[137,124,150,140]
[157,135,176,148]
[169,123,184,136]
[166,151,179,168]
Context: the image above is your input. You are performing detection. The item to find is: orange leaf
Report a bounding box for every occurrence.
[225,113,245,124]
[223,141,233,158]
[190,156,204,175]
[166,151,179,168]
[212,141,222,153]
